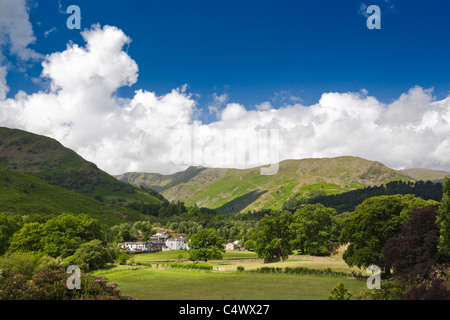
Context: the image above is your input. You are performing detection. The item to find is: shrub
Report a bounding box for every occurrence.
[0,264,135,300]
[117,253,129,265]
[72,239,114,271]
[135,262,152,267]
[127,256,135,266]
[253,267,283,274]
[0,252,56,278]
[167,262,213,271]
[359,279,412,300]
[404,277,450,300]
[236,266,245,272]
[0,274,33,300]
[328,282,352,300]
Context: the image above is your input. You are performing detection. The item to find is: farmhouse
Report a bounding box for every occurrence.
[225,240,245,251]
[118,231,189,253]
[163,237,190,251]
[151,230,172,243]
[118,241,150,252]
[119,240,166,253]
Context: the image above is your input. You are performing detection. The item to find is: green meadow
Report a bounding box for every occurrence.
[93,266,366,300]
[93,250,367,300]
[133,250,258,262]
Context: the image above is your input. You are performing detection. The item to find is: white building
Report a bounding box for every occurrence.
[162,237,190,251]
[118,241,150,252]
[225,242,238,251]
[118,231,189,253]
[225,241,244,251]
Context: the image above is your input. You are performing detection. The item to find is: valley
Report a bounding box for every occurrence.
[0,126,448,302]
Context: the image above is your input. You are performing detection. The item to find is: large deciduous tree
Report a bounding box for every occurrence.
[340,194,438,273]
[291,204,338,256]
[8,222,45,253]
[42,213,103,258]
[253,210,294,262]
[382,205,446,279]
[0,212,22,254]
[437,178,450,257]
[71,239,115,271]
[188,228,225,262]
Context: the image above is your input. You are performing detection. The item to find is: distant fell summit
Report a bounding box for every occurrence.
[116,156,419,214]
[0,127,162,205]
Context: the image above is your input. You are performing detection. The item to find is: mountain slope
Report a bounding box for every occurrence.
[116,156,413,214]
[0,168,148,228]
[116,166,207,193]
[0,127,162,205]
[399,168,449,183]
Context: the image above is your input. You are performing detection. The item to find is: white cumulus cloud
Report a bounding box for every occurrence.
[0,0,42,99]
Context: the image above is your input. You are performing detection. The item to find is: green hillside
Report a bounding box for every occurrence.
[116,166,207,193]
[0,168,149,228]
[117,156,413,214]
[0,127,162,206]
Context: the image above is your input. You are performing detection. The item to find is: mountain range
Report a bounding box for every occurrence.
[0,167,147,228]
[0,127,163,227]
[0,127,161,205]
[116,157,450,214]
[1,126,448,217]
[399,168,450,183]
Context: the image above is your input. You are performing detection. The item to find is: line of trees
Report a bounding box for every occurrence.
[0,212,118,272]
[251,204,341,262]
[283,180,443,214]
[251,192,450,280]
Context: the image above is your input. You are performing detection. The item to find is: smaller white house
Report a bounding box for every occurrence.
[118,241,149,252]
[225,242,238,251]
[226,240,245,251]
[162,237,190,251]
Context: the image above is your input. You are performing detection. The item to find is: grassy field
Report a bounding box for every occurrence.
[94,267,367,300]
[132,250,360,273]
[208,257,362,273]
[94,251,367,300]
[133,250,258,262]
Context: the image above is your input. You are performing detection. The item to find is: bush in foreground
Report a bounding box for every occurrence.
[359,274,450,300]
[0,251,56,278]
[0,264,135,300]
[328,282,352,300]
[69,239,116,271]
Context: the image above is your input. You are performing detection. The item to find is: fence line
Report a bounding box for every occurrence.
[236,267,365,279]
[133,262,365,279]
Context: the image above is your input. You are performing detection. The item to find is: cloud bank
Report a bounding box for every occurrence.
[0,0,42,99]
[1,22,450,175]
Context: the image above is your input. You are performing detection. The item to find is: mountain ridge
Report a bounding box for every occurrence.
[115,156,417,214]
[0,126,162,206]
[399,168,450,183]
[0,167,148,228]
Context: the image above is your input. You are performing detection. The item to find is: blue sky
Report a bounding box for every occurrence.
[8,0,450,121]
[2,0,450,174]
